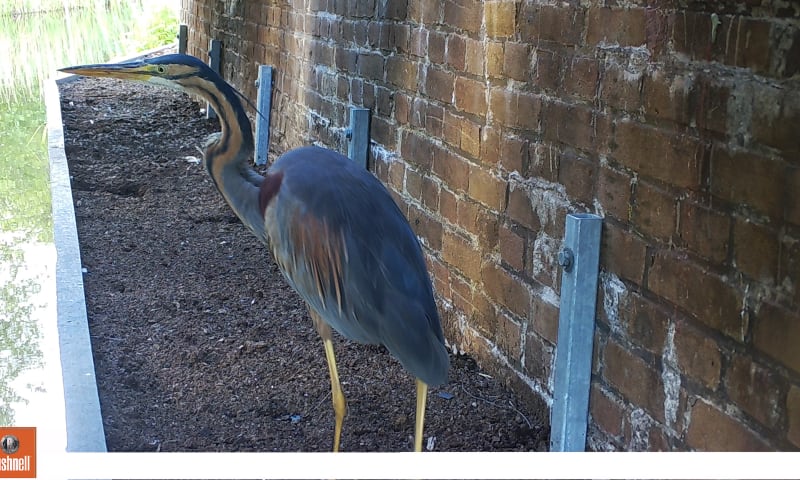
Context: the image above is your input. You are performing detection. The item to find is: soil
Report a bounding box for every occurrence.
[58,67,549,453]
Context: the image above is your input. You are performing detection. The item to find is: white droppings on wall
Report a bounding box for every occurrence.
[600,271,627,335]
[661,321,681,428]
[628,408,654,450]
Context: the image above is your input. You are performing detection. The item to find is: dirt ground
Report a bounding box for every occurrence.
[58,68,549,453]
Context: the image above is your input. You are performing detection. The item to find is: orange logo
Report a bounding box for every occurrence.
[0,427,35,478]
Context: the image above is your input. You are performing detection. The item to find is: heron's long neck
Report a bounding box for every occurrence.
[200,80,267,243]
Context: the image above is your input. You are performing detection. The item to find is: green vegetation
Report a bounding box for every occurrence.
[127,3,179,51]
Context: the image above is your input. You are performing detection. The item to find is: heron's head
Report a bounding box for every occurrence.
[59,54,216,95]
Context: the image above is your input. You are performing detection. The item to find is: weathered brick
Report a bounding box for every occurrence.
[481,262,531,318]
[753,302,800,375]
[590,385,625,438]
[544,101,606,152]
[643,70,692,125]
[789,385,800,448]
[558,153,596,206]
[400,130,435,171]
[405,166,422,199]
[464,38,485,76]
[428,29,446,64]
[686,400,770,451]
[407,203,443,251]
[614,121,704,189]
[480,126,500,165]
[425,102,445,137]
[370,115,396,149]
[649,251,744,340]
[726,354,782,428]
[443,0,482,34]
[525,332,554,385]
[460,117,482,158]
[623,292,670,355]
[674,320,721,390]
[679,202,731,265]
[454,76,487,117]
[506,183,539,230]
[520,4,585,46]
[531,295,559,344]
[432,149,470,193]
[408,0,440,24]
[690,74,731,136]
[409,26,428,58]
[439,187,458,225]
[449,272,474,315]
[443,230,482,279]
[489,88,542,130]
[428,255,451,299]
[486,1,516,37]
[496,310,522,364]
[357,52,384,80]
[445,33,466,72]
[421,175,440,211]
[752,85,800,154]
[600,222,647,284]
[710,146,785,220]
[587,7,646,47]
[600,60,643,111]
[468,166,506,211]
[563,55,599,101]
[596,164,632,221]
[788,167,800,226]
[781,235,800,306]
[425,65,455,104]
[499,223,525,272]
[386,55,419,91]
[733,220,779,282]
[603,340,666,422]
[503,42,530,82]
[499,135,528,174]
[532,48,560,92]
[631,181,676,241]
[487,41,504,78]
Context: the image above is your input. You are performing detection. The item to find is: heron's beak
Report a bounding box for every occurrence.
[59,61,153,82]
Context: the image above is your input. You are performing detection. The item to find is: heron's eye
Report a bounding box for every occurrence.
[155,65,166,74]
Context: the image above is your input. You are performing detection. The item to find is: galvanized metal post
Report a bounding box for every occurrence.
[346,107,370,170]
[254,65,274,166]
[550,213,603,452]
[178,24,188,55]
[206,39,222,120]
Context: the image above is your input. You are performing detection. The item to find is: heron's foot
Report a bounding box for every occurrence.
[414,379,428,452]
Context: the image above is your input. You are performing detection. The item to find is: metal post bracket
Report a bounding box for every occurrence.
[254,65,274,166]
[347,108,370,170]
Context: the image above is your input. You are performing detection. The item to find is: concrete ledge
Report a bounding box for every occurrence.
[45,76,107,453]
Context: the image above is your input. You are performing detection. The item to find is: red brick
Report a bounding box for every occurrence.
[563,55,599,101]
[520,4,585,46]
[674,321,721,390]
[726,354,782,428]
[445,33,466,72]
[711,146,785,220]
[496,310,523,364]
[788,167,800,226]
[489,88,542,130]
[614,121,704,189]
[428,29,446,64]
[623,292,670,355]
[524,332,554,384]
[503,42,530,81]
[631,181,677,241]
[544,101,607,152]
[531,295,559,344]
[752,85,800,154]
[407,203,443,251]
[443,0,482,34]
[443,230,482,280]
[425,102,445,137]
[449,272,474,315]
[387,158,405,192]
[400,130,435,171]
[499,224,525,272]
[439,187,458,225]
[480,126,500,166]
[690,74,731,136]
[443,110,461,148]
[587,7,646,47]
[464,38,484,76]
[532,48,560,92]
[596,164,632,221]
[590,385,625,438]
[600,222,646,284]
[428,255,451,299]
[733,220,779,282]
[432,149,470,193]
[386,55,419,91]
[421,175,440,211]
[409,26,428,57]
[603,340,666,422]
[686,400,770,451]
[357,52,384,81]
[558,153,596,206]
[468,166,506,211]
[781,236,800,305]
[753,302,800,375]
[506,184,540,231]
[395,92,411,125]
[643,70,692,125]
[600,61,643,111]
[649,252,744,340]
[408,0,440,24]
[679,202,731,264]
[481,263,531,318]
[788,385,800,448]
[486,1,516,37]
[460,117,482,158]
[454,76,487,117]
[487,41,504,78]
[425,65,455,104]
[405,167,422,199]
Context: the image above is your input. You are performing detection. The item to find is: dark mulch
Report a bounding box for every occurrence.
[58,69,549,453]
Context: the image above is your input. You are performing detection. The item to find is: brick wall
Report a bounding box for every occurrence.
[180,0,800,450]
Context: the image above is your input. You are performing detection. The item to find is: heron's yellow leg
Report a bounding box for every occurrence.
[414,379,428,452]
[322,336,346,452]
[310,309,347,452]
